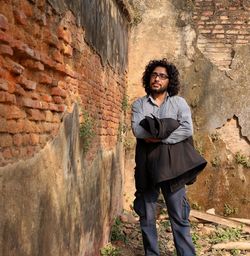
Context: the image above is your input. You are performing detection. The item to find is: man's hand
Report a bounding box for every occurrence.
[144,138,161,143]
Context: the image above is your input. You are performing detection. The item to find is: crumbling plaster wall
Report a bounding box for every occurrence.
[0,0,131,255]
[126,0,250,217]
[1,105,123,256]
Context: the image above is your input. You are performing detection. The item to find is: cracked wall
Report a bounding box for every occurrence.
[126,0,250,217]
[0,0,131,255]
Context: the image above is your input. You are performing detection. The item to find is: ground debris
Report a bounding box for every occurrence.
[107,209,250,256]
[212,241,250,250]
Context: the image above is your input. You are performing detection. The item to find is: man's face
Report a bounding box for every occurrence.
[149,66,169,94]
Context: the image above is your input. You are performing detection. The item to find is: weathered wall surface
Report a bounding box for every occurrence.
[0,0,130,255]
[125,0,250,217]
[1,105,123,256]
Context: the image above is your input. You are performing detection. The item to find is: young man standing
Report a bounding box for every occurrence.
[131,58,200,256]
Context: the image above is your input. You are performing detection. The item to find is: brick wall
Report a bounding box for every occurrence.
[0,0,127,167]
[193,0,250,69]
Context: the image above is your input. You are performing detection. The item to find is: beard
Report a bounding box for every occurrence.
[150,84,168,94]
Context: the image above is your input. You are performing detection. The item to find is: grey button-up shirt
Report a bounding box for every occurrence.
[131,95,193,144]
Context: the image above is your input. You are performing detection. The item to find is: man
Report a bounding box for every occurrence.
[131,58,205,256]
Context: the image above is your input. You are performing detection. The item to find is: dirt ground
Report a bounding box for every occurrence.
[103,204,250,256]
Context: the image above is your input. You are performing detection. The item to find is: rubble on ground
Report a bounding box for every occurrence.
[105,208,250,256]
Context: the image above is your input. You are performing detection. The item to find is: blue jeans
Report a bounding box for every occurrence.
[133,183,195,256]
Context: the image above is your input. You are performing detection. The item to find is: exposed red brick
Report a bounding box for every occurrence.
[2,148,12,159]
[216,34,225,39]
[202,11,214,16]
[226,30,239,35]
[39,134,50,145]
[26,145,36,157]
[201,16,210,21]
[44,110,53,122]
[0,134,13,147]
[13,134,23,146]
[11,40,35,59]
[0,91,16,104]
[52,49,64,63]
[220,15,229,20]
[0,103,26,119]
[21,59,44,71]
[38,72,53,84]
[18,76,37,90]
[40,52,54,67]
[197,29,209,34]
[29,92,40,100]
[30,133,39,145]
[51,87,67,98]
[57,104,66,112]
[53,96,63,103]
[236,39,249,44]
[50,123,59,135]
[48,102,58,111]
[62,43,73,57]
[0,78,8,91]
[51,79,58,87]
[58,26,72,44]
[0,119,25,134]
[19,97,40,108]
[0,14,9,31]
[6,58,24,75]
[41,94,53,102]
[0,44,13,56]
[52,113,61,123]
[0,31,11,44]
[22,134,31,145]
[23,120,40,133]
[212,29,224,34]
[13,10,27,25]
[11,147,20,157]
[43,29,59,48]
[26,109,46,121]
[6,82,16,94]
[57,80,66,89]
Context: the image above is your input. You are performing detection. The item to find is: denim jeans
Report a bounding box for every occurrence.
[133,183,196,256]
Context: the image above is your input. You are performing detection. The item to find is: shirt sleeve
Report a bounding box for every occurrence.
[131,99,152,139]
[162,97,193,144]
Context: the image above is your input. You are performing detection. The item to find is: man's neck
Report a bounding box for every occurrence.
[150,92,167,106]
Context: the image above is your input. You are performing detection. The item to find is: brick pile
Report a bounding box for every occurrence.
[193,0,250,69]
[0,0,126,166]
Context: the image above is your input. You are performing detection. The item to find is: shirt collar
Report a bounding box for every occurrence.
[147,94,169,105]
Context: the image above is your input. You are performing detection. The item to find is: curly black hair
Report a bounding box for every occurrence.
[142,58,180,96]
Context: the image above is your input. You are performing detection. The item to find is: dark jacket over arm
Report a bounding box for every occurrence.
[135,116,207,192]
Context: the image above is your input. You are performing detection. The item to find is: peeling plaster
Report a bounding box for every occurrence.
[216,117,250,156]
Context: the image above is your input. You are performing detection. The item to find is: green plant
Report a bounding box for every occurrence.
[123,136,135,151]
[161,220,171,229]
[223,203,238,217]
[79,110,96,153]
[192,232,202,252]
[209,227,242,244]
[121,94,130,113]
[110,218,127,243]
[191,202,201,210]
[100,243,120,256]
[231,249,241,256]
[235,151,250,168]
